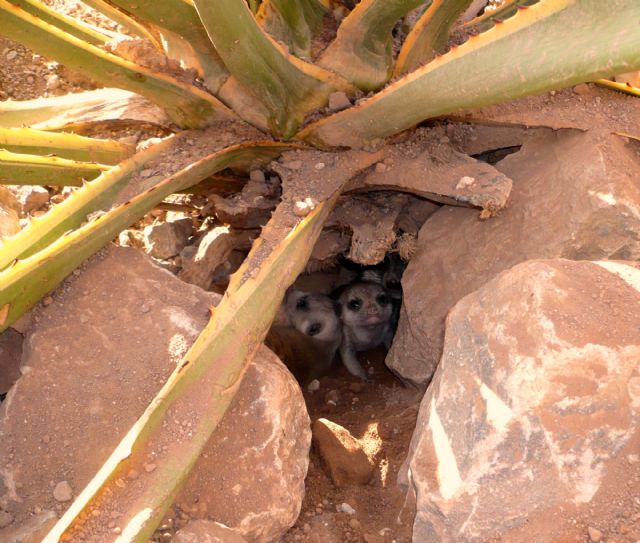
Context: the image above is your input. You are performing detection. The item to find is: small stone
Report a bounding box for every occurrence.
[294,197,317,217]
[307,379,320,392]
[42,435,51,444]
[349,518,361,529]
[375,162,387,173]
[79,314,89,324]
[0,510,13,528]
[249,170,265,182]
[140,304,150,314]
[144,463,157,473]
[627,454,639,464]
[573,83,591,95]
[303,523,311,533]
[42,296,54,307]
[328,91,351,112]
[127,469,139,480]
[456,176,475,190]
[325,389,340,405]
[314,162,325,170]
[6,50,17,61]
[53,481,73,502]
[339,502,356,515]
[587,526,602,542]
[284,160,302,170]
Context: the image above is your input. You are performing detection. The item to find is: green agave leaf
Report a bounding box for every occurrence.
[257,0,328,59]
[0,149,108,186]
[193,0,354,137]
[8,0,110,45]
[0,0,233,128]
[0,136,174,270]
[0,141,296,331]
[42,190,338,543]
[106,0,229,94]
[0,127,134,164]
[300,0,640,148]
[395,0,474,75]
[317,0,424,91]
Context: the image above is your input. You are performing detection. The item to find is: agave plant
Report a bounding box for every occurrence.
[0,0,638,540]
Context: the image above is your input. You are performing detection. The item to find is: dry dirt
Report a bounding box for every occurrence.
[2,3,640,543]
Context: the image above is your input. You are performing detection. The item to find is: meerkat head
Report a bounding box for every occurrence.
[339,282,393,329]
[284,290,342,343]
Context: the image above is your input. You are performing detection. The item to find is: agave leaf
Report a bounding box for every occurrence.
[0,141,296,331]
[0,0,234,128]
[0,149,108,186]
[0,89,171,130]
[78,0,163,47]
[106,0,229,94]
[257,0,328,59]
[595,78,640,97]
[300,0,640,148]
[317,0,424,91]
[463,0,539,33]
[395,0,474,75]
[193,0,354,137]
[42,190,337,543]
[0,127,134,164]
[8,0,110,45]
[0,137,174,271]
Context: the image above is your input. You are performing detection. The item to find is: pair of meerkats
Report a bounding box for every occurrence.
[266,259,403,382]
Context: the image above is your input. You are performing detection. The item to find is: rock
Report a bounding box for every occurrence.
[52,481,72,502]
[588,526,603,542]
[178,227,248,289]
[404,259,640,542]
[7,185,49,213]
[0,186,21,239]
[328,91,351,112]
[174,347,311,543]
[172,520,248,543]
[573,83,592,95]
[389,130,640,384]
[312,418,373,486]
[0,328,22,395]
[338,502,356,515]
[143,217,192,258]
[0,246,309,543]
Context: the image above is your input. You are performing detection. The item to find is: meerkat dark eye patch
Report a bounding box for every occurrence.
[348,298,362,311]
[295,296,309,311]
[307,323,322,336]
[376,294,390,306]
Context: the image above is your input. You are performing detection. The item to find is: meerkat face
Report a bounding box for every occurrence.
[284,290,342,343]
[339,282,393,330]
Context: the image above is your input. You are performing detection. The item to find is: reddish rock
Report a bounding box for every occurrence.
[404,259,640,542]
[172,520,248,543]
[312,418,373,486]
[0,246,310,543]
[388,131,640,385]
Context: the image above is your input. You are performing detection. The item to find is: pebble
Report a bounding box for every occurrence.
[314,162,325,170]
[374,162,387,173]
[284,160,302,170]
[587,526,602,542]
[43,296,53,307]
[144,462,157,473]
[339,502,356,515]
[627,454,639,464]
[6,50,17,61]
[53,481,73,502]
[293,197,317,217]
[573,83,591,95]
[0,510,13,528]
[349,518,361,529]
[325,389,340,405]
[307,379,320,392]
[249,170,265,182]
[328,91,351,111]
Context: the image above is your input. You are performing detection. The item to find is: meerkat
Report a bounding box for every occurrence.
[336,281,394,380]
[265,290,342,383]
[359,253,405,333]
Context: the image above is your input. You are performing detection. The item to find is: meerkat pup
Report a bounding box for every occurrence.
[265,290,342,383]
[336,281,394,380]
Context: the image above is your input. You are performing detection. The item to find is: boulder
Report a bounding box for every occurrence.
[143,216,193,258]
[404,259,640,542]
[388,130,640,384]
[7,185,49,213]
[0,246,310,543]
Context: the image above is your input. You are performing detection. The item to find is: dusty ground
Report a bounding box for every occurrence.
[2,2,640,542]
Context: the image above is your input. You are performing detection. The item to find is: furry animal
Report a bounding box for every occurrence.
[336,281,394,380]
[265,290,342,383]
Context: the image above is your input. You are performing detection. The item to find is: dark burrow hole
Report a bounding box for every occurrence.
[266,252,407,388]
[472,145,522,164]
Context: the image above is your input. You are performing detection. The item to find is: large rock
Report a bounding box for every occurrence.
[0,246,310,543]
[404,259,640,542]
[388,130,640,384]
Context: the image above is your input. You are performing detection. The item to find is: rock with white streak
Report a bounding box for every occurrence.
[388,130,640,385]
[172,520,248,542]
[404,259,640,542]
